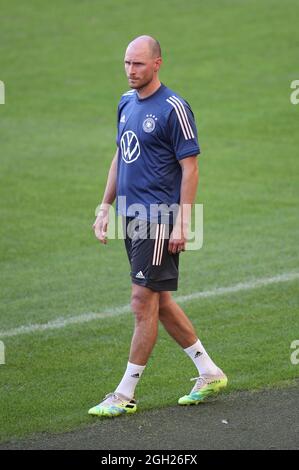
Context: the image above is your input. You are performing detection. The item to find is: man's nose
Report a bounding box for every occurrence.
[128,64,136,75]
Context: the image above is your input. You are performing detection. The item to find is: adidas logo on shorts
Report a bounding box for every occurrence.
[135,271,145,279]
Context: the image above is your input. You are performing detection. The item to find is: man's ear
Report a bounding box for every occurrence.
[154,57,162,72]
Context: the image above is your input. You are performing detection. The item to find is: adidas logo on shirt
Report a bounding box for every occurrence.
[135,271,145,279]
[120,114,126,123]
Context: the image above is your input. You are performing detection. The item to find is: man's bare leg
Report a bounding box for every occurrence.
[88,285,160,416]
[159,291,220,376]
[112,284,160,400]
[159,291,198,348]
[129,284,160,365]
[158,292,228,406]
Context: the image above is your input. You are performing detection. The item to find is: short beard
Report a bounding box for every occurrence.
[129,76,153,91]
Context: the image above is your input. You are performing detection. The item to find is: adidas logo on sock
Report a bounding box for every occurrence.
[135,271,145,279]
[195,351,203,358]
[131,373,140,378]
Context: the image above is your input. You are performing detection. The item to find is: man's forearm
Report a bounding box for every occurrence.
[100,149,118,210]
[178,166,199,228]
[180,168,199,205]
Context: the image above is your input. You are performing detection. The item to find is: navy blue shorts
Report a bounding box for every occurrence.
[123,217,179,292]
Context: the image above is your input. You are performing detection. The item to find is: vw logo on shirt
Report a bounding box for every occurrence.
[120,130,140,164]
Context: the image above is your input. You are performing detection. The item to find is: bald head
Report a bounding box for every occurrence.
[127,35,161,59]
[124,35,162,95]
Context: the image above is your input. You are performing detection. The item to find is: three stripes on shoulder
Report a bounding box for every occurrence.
[166,95,194,140]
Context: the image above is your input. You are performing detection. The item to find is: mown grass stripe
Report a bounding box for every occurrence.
[1,271,298,339]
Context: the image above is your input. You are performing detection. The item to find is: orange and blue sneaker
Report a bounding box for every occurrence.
[178,369,228,406]
[88,392,137,418]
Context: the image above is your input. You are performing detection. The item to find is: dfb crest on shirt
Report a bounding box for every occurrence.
[120,130,140,164]
[143,114,158,133]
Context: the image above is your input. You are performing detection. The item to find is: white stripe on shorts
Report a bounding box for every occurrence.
[152,224,161,266]
[157,224,165,265]
[152,224,165,266]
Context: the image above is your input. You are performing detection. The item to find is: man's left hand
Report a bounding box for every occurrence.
[168,224,188,254]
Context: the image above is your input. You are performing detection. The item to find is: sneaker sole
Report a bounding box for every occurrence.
[178,377,228,406]
[88,406,137,418]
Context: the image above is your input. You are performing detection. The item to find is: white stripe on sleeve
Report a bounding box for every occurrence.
[171,96,194,138]
[166,98,189,139]
[167,97,192,140]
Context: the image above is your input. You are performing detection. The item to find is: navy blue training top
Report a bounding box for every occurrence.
[116,83,200,222]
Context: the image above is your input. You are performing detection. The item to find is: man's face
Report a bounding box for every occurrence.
[124,44,161,90]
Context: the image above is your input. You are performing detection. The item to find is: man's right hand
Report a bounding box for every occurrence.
[93,209,109,244]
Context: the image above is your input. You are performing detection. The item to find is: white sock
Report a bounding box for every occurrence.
[184,339,219,376]
[114,361,146,399]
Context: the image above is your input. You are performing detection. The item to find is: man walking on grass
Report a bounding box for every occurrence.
[89,35,227,417]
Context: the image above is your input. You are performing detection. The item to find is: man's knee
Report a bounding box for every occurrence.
[131,287,159,320]
[131,285,159,320]
[131,292,147,316]
[159,292,173,316]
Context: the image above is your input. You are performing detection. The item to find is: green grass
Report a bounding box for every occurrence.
[1,282,298,440]
[1,0,299,442]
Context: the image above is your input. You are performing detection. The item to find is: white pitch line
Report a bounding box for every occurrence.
[1,271,298,339]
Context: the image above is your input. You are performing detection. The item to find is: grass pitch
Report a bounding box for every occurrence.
[0,0,298,441]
